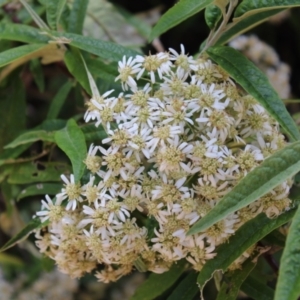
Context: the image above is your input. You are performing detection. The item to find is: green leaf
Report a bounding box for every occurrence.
[167,271,199,300]
[206,46,300,141]
[216,9,284,46]
[0,23,49,44]
[85,56,118,82]
[205,4,222,29]
[81,123,108,143]
[0,44,45,68]
[51,30,139,61]
[17,183,62,201]
[0,218,47,252]
[130,260,186,300]
[47,80,73,119]
[4,130,55,149]
[30,58,45,92]
[241,275,274,300]
[188,141,300,235]
[275,204,300,300]
[68,0,89,34]
[234,0,300,19]
[0,76,26,153]
[196,209,296,292]
[64,47,91,94]
[7,162,68,184]
[19,0,49,29]
[262,229,286,248]
[37,118,67,131]
[216,259,256,300]
[54,119,87,183]
[149,0,213,41]
[45,0,67,29]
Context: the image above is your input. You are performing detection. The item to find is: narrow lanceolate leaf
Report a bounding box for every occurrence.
[47,80,73,119]
[275,204,300,300]
[197,209,296,293]
[188,141,300,235]
[4,130,55,149]
[215,9,284,46]
[51,30,139,61]
[64,47,91,94]
[241,276,274,300]
[0,218,48,252]
[216,259,256,300]
[19,0,49,29]
[167,272,199,300]
[17,183,62,201]
[234,0,300,20]
[0,44,45,68]
[149,0,214,41]
[206,46,300,141]
[130,260,186,300]
[54,119,87,183]
[46,0,67,29]
[0,23,49,44]
[68,0,89,34]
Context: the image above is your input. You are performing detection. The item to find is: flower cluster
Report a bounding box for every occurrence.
[35,45,292,282]
[230,35,291,99]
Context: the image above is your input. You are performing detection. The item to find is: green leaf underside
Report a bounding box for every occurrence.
[51,30,138,61]
[0,44,45,67]
[0,23,49,43]
[241,276,274,300]
[0,218,48,252]
[149,0,214,41]
[64,47,91,94]
[216,9,284,46]
[188,141,300,235]
[167,271,199,300]
[68,0,89,34]
[234,0,300,19]
[4,130,55,149]
[275,204,300,300]
[216,259,256,300]
[54,119,87,183]
[17,183,62,201]
[130,260,186,300]
[47,80,73,119]
[207,46,300,141]
[197,209,296,291]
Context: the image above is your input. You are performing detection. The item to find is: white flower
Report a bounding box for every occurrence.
[36,195,64,223]
[115,55,141,90]
[135,52,172,83]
